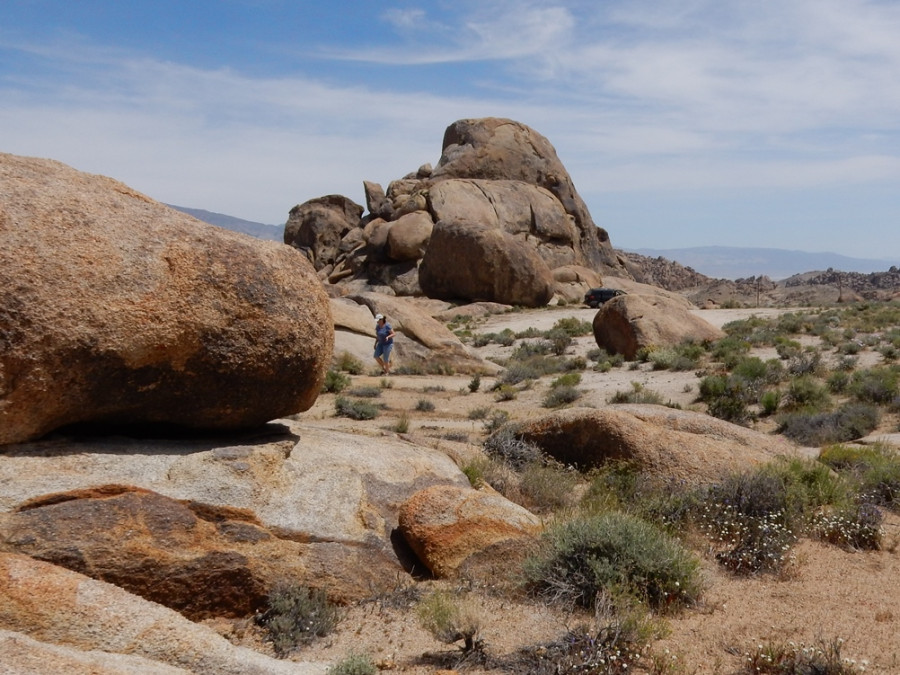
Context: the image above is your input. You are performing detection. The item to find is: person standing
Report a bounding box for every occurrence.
[373,313,395,375]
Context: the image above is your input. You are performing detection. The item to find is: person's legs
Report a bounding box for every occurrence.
[382,344,393,374]
[374,343,385,373]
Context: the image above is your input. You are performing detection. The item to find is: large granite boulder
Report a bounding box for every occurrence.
[419,221,554,307]
[510,404,802,483]
[386,210,434,261]
[592,293,724,359]
[0,553,327,674]
[398,484,542,578]
[0,153,333,445]
[431,118,622,274]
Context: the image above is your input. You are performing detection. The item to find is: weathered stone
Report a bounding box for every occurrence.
[593,293,724,359]
[386,211,434,261]
[0,153,333,445]
[552,265,603,303]
[284,194,363,269]
[0,486,403,617]
[398,484,542,577]
[512,405,799,483]
[419,221,554,307]
[0,553,328,674]
[431,118,625,275]
[363,180,392,219]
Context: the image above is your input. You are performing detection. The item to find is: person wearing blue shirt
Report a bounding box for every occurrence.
[373,313,396,375]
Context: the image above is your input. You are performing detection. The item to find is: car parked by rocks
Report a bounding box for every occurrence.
[584,287,626,308]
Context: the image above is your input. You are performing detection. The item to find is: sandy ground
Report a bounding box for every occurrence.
[276,306,900,673]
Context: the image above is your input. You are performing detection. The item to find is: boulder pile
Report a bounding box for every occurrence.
[284,118,630,306]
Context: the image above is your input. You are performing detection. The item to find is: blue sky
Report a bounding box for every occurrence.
[2,0,899,260]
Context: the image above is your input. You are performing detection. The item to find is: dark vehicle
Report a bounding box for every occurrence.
[584,287,625,308]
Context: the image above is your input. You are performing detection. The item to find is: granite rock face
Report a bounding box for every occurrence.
[0,152,333,444]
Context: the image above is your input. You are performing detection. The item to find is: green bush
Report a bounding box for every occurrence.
[415,398,435,412]
[848,366,899,404]
[784,375,831,411]
[552,316,594,337]
[327,653,378,675]
[335,351,364,375]
[550,372,581,388]
[323,369,351,394]
[542,385,582,408]
[334,396,379,420]
[523,511,701,611]
[609,381,664,405]
[257,583,339,657]
[813,502,883,550]
[820,443,900,509]
[698,374,752,423]
[467,373,481,393]
[518,461,579,513]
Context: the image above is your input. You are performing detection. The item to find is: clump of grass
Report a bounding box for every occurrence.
[334,396,379,420]
[819,442,900,508]
[494,384,518,401]
[326,653,377,675]
[812,501,883,550]
[256,583,339,657]
[392,413,409,434]
[483,426,542,468]
[467,373,481,393]
[415,398,436,412]
[517,461,579,513]
[467,406,490,420]
[848,366,899,404]
[523,510,701,611]
[416,589,483,653]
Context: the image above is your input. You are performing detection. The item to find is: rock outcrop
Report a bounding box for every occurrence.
[0,485,402,617]
[0,152,333,445]
[0,553,328,674]
[510,404,800,483]
[592,293,725,359]
[398,484,542,578]
[284,118,631,306]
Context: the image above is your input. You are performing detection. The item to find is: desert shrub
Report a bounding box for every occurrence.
[379,377,393,389]
[698,470,797,575]
[467,373,481,393]
[609,381,664,405]
[848,366,899,404]
[736,639,863,675]
[813,501,883,550]
[257,583,339,657]
[393,362,424,375]
[562,356,589,371]
[775,337,802,360]
[415,398,435,412]
[416,590,482,653]
[550,372,581,388]
[552,316,594,337]
[647,344,704,372]
[546,328,573,356]
[820,443,900,509]
[786,349,822,376]
[777,403,879,446]
[827,370,851,393]
[784,375,831,411]
[499,591,664,675]
[467,406,490,420]
[711,335,751,368]
[482,409,510,434]
[494,384,518,401]
[334,351,364,375]
[543,385,582,408]
[759,389,781,415]
[483,426,542,468]
[334,396,379,420]
[698,374,752,424]
[347,386,381,398]
[523,511,701,611]
[518,461,579,513]
[327,653,378,675]
[323,369,351,394]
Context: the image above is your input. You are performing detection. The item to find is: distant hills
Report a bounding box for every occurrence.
[628,246,898,281]
[168,205,283,242]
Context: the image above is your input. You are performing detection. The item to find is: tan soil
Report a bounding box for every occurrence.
[266,306,900,674]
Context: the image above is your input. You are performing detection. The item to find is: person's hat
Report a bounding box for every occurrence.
[375,313,384,320]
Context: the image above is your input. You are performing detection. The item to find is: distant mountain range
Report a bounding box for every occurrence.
[628,246,898,281]
[168,205,283,242]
